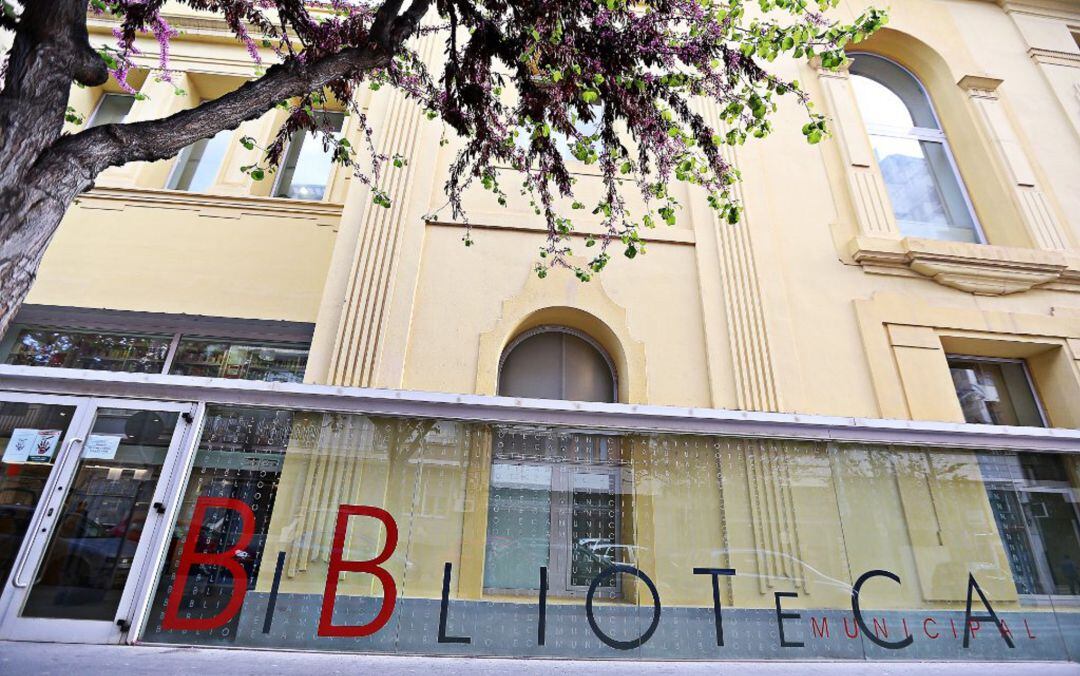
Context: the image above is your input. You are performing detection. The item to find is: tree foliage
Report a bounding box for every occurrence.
[0,0,885,332]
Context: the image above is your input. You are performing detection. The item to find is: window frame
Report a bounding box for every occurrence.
[86,92,136,128]
[497,325,618,403]
[271,110,347,202]
[164,127,234,193]
[482,458,624,599]
[946,354,1050,428]
[1,306,313,382]
[848,52,988,245]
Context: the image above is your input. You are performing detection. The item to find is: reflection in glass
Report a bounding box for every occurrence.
[88,94,136,127]
[22,408,178,620]
[0,402,76,588]
[4,327,170,373]
[168,128,233,192]
[139,407,1080,659]
[274,111,346,201]
[947,357,1045,427]
[169,339,308,382]
[849,53,982,244]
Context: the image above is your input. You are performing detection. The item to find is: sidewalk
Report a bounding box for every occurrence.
[1,641,1078,675]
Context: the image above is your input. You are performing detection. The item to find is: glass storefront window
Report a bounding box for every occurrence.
[168,339,308,382]
[4,327,170,373]
[2,324,310,383]
[138,405,1080,661]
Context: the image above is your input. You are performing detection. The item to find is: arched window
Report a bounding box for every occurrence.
[498,326,616,402]
[849,53,983,244]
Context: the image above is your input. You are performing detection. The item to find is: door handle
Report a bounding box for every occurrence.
[12,436,83,588]
[152,502,166,515]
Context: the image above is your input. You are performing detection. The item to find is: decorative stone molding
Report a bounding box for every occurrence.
[815,62,901,240]
[958,73,1071,251]
[475,265,648,404]
[849,236,1076,295]
[76,185,343,226]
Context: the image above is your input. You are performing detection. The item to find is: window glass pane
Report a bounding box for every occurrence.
[168,129,233,192]
[22,408,178,620]
[169,339,308,382]
[4,327,170,373]
[483,463,551,590]
[88,94,135,127]
[274,111,346,201]
[850,55,938,129]
[569,472,619,588]
[0,402,77,588]
[872,135,978,242]
[948,358,1045,427]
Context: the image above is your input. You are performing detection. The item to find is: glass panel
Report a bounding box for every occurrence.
[169,339,308,382]
[88,94,135,127]
[871,135,979,243]
[850,54,939,130]
[168,129,233,192]
[0,402,77,588]
[947,358,1045,427]
[569,471,618,589]
[4,327,170,373]
[274,112,346,201]
[142,408,1080,661]
[482,463,551,591]
[22,408,178,620]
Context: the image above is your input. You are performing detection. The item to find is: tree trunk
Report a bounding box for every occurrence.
[0,0,427,340]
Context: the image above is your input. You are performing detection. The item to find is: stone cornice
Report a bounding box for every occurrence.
[849,236,1080,295]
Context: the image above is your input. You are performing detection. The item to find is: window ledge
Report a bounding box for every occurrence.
[848,236,1079,295]
[76,185,344,225]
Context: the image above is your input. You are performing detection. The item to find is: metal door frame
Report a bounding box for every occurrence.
[0,396,202,644]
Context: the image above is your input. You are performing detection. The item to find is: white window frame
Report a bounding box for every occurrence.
[849,52,988,245]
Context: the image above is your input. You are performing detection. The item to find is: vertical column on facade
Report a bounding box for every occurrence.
[305,31,439,388]
[958,75,1071,251]
[693,98,807,600]
[212,107,287,197]
[815,62,902,240]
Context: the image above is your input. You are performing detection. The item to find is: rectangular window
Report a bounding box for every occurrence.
[88,93,136,127]
[946,356,1080,597]
[947,356,1046,427]
[168,338,308,382]
[3,327,170,373]
[482,429,625,597]
[2,320,310,383]
[274,111,346,201]
[167,128,233,192]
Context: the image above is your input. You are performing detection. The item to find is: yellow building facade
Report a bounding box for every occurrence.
[1,0,1080,663]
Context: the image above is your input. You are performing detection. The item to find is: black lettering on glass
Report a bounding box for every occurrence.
[586,565,661,650]
[538,566,548,646]
[964,573,1014,649]
[438,562,471,644]
[261,551,286,634]
[851,569,913,649]
[693,567,736,647]
[774,592,804,648]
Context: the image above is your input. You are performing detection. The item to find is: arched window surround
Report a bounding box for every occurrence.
[497,325,618,403]
[848,52,987,245]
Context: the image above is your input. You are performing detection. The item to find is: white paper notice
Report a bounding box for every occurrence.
[82,434,123,460]
[3,428,62,463]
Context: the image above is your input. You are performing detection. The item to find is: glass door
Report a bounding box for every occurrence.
[0,398,198,643]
